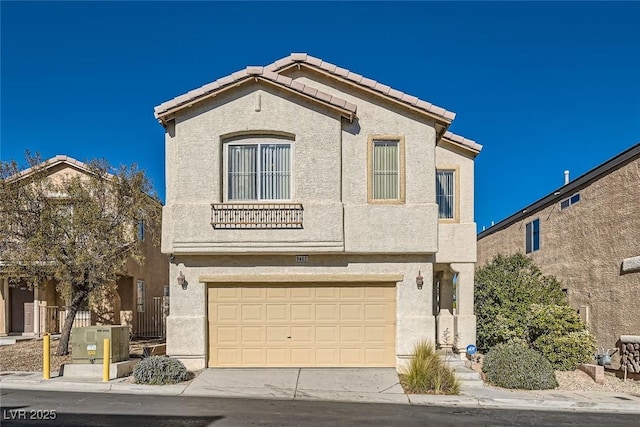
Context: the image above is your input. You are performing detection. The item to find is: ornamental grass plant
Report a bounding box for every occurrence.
[399,341,460,395]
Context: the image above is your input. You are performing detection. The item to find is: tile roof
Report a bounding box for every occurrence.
[154,53,457,125]
[264,53,456,123]
[442,131,483,153]
[10,155,96,181]
[154,66,357,122]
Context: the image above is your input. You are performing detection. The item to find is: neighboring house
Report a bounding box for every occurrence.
[0,155,169,338]
[155,53,482,370]
[477,143,640,349]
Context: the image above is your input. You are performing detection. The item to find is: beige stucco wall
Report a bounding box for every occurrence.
[477,156,640,348]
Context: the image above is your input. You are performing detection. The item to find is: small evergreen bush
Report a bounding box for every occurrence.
[133,356,188,385]
[482,342,558,390]
[527,304,596,371]
[399,341,460,395]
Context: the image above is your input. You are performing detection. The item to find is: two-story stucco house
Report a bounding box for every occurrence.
[477,143,640,351]
[0,155,169,339]
[155,53,482,370]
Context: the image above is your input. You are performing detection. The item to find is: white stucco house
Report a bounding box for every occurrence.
[154,53,482,370]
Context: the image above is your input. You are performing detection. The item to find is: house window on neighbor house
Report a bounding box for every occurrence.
[136,280,145,313]
[368,136,405,203]
[227,143,291,201]
[560,193,580,210]
[436,170,456,219]
[525,218,540,253]
[137,220,145,242]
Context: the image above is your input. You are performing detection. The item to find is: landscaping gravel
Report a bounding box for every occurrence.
[0,337,162,373]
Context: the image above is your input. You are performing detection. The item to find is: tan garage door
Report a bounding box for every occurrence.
[207,284,396,367]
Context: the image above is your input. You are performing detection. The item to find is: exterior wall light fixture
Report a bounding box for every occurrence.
[177,271,187,290]
[416,270,424,290]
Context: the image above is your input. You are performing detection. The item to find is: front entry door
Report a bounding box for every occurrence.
[10,286,34,333]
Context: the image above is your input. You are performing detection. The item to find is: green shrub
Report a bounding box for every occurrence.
[482,342,558,390]
[133,356,188,385]
[475,253,566,352]
[527,304,596,370]
[399,341,460,395]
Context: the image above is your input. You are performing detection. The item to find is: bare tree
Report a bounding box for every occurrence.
[0,153,161,355]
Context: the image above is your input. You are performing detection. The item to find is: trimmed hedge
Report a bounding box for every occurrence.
[482,342,558,390]
[133,356,188,385]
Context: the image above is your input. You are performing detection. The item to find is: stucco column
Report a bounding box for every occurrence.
[451,262,476,353]
[166,262,207,370]
[396,263,435,368]
[0,278,8,335]
[33,285,40,336]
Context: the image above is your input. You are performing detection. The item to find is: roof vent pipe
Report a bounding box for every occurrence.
[564,170,570,185]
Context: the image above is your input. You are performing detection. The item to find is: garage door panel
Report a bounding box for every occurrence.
[340,326,363,343]
[217,326,239,344]
[340,304,363,321]
[241,326,263,344]
[217,305,240,322]
[290,304,314,321]
[291,287,313,299]
[266,304,288,321]
[290,325,314,343]
[291,348,313,365]
[315,304,338,321]
[315,326,338,343]
[208,284,395,367]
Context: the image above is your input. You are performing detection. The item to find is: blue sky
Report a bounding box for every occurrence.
[2,1,639,231]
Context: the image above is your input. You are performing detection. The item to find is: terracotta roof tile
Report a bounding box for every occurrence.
[443,131,483,153]
[246,66,263,75]
[302,86,318,98]
[290,53,307,61]
[401,93,419,105]
[374,82,391,94]
[315,91,332,103]
[360,76,377,89]
[333,66,350,78]
[346,71,363,83]
[320,62,336,73]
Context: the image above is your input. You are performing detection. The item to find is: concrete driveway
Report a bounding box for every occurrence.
[183,368,409,404]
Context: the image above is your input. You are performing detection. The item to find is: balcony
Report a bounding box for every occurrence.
[211,203,304,229]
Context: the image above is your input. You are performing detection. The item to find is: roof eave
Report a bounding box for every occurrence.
[155,76,356,126]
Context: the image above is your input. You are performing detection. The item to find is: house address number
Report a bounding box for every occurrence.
[295,255,309,263]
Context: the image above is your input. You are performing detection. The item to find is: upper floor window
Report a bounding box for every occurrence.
[368,135,405,203]
[436,170,455,219]
[137,220,145,242]
[560,193,580,210]
[227,142,291,201]
[525,218,540,253]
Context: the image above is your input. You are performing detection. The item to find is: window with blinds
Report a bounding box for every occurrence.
[436,170,455,219]
[227,143,291,201]
[372,140,400,200]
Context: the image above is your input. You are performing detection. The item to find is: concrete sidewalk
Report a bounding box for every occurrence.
[1,368,639,414]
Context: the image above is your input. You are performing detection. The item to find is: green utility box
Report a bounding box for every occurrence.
[71,325,130,364]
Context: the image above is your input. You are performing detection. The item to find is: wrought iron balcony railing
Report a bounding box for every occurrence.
[211,203,303,229]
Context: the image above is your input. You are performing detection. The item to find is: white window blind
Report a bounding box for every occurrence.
[436,170,455,218]
[372,140,399,200]
[228,143,291,201]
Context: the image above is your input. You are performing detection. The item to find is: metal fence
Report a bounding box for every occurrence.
[39,298,166,339]
[134,297,167,338]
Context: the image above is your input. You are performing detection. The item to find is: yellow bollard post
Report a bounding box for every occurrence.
[43,334,50,380]
[102,338,110,382]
